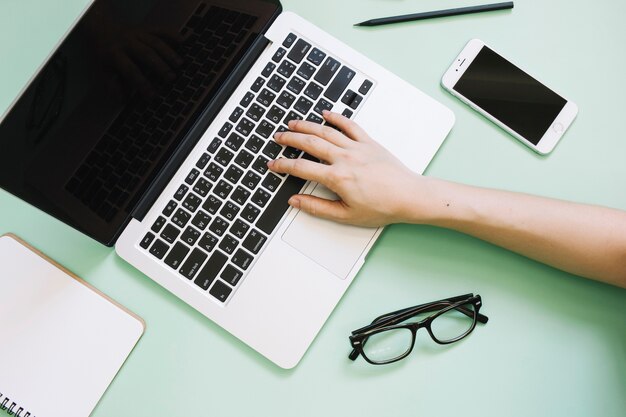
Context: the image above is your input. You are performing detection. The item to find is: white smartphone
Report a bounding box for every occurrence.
[441,39,578,154]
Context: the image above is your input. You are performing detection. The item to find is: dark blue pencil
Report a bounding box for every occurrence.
[354,2,514,27]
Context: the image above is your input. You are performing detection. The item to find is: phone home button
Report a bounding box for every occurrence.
[552,122,564,133]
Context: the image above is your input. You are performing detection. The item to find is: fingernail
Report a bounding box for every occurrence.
[322,110,330,117]
[267,159,275,168]
[288,197,300,208]
[274,132,283,140]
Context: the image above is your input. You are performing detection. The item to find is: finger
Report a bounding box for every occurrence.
[287,119,353,148]
[288,194,349,222]
[141,32,184,68]
[322,110,371,142]
[274,131,340,162]
[268,157,330,184]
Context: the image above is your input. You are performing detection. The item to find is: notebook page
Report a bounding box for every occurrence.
[0,235,144,417]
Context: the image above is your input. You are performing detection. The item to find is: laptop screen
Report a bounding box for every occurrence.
[0,0,280,245]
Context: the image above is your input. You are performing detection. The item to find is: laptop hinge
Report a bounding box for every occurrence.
[130,34,271,222]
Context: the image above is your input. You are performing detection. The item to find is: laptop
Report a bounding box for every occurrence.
[0,0,454,368]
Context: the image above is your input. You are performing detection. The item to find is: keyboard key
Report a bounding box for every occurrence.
[220,201,241,221]
[232,186,251,205]
[243,229,267,254]
[262,140,282,158]
[262,62,276,77]
[283,33,297,48]
[240,92,254,108]
[245,135,265,153]
[267,74,286,92]
[207,137,222,153]
[215,148,234,166]
[224,165,244,184]
[256,175,306,235]
[286,77,305,95]
[179,248,208,280]
[230,219,250,239]
[209,216,229,236]
[193,177,212,197]
[214,180,233,199]
[252,155,270,175]
[267,105,286,124]
[231,249,254,270]
[324,66,356,102]
[209,280,232,302]
[195,251,228,290]
[241,203,261,223]
[359,79,373,95]
[255,120,275,138]
[277,91,296,109]
[198,232,218,252]
[202,195,222,215]
[181,226,201,246]
[262,173,282,192]
[251,188,271,208]
[272,47,287,63]
[306,113,324,124]
[174,184,189,201]
[191,211,211,230]
[160,224,180,244]
[236,118,255,137]
[287,39,312,64]
[225,133,245,152]
[229,107,244,123]
[162,200,177,217]
[196,153,211,169]
[307,47,326,65]
[246,103,266,122]
[164,242,190,269]
[315,57,341,85]
[304,82,323,100]
[283,111,303,125]
[297,62,316,80]
[282,146,302,159]
[347,93,363,109]
[204,162,223,182]
[152,216,166,233]
[342,108,354,119]
[218,122,233,138]
[149,239,170,259]
[242,171,262,190]
[234,149,254,168]
[277,61,296,78]
[172,208,191,228]
[294,97,313,115]
[185,169,200,185]
[219,234,239,254]
[182,193,202,212]
[256,89,276,107]
[314,98,333,115]
[221,265,244,286]
[140,232,155,249]
[251,76,265,92]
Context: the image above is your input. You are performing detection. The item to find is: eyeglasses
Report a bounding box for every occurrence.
[348,293,488,365]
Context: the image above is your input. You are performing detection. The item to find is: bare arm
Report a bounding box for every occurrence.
[268,111,626,288]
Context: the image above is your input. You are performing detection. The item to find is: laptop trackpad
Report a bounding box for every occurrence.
[281,185,378,279]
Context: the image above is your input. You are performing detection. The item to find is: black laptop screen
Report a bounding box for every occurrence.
[0,0,280,245]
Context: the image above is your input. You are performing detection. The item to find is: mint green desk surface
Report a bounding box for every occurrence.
[1,1,625,416]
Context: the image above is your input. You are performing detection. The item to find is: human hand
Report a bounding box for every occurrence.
[268,111,440,227]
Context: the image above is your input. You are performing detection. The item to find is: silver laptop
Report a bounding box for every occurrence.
[0,0,454,368]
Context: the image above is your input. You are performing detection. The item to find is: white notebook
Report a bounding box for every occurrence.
[0,234,145,417]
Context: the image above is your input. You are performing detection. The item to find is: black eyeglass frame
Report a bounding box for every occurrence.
[349,293,488,365]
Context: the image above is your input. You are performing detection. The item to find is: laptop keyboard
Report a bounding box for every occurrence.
[139,32,374,304]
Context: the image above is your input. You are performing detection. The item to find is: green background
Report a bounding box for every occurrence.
[1,0,625,416]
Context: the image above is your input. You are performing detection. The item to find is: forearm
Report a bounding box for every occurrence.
[408,177,626,288]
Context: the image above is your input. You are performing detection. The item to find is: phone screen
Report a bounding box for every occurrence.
[453,46,566,145]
